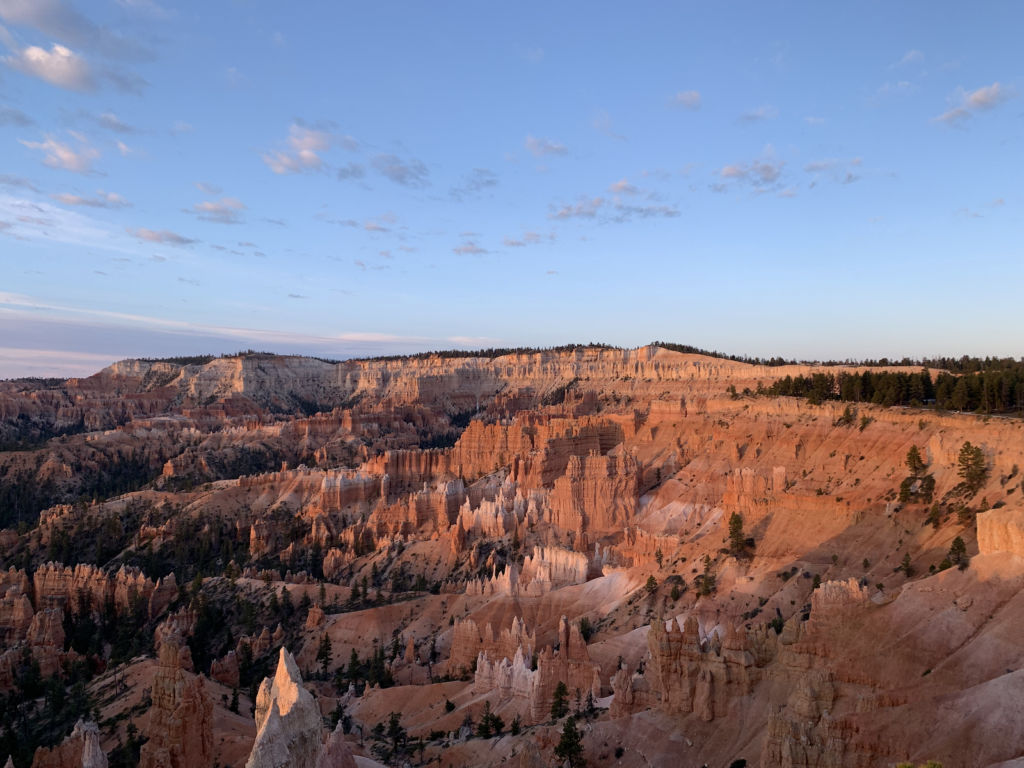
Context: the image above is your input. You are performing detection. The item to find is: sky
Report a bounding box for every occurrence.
[0,0,1021,378]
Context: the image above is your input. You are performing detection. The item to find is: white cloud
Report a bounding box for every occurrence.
[262,122,357,175]
[668,90,701,110]
[3,42,96,91]
[804,116,826,125]
[934,82,1012,124]
[126,227,197,246]
[738,105,778,124]
[525,135,568,157]
[191,197,245,224]
[194,181,222,195]
[19,133,99,173]
[51,189,131,209]
[170,121,192,135]
[117,141,132,156]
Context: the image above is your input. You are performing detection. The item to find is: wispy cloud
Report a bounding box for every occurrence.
[804,157,862,186]
[608,178,639,196]
[718,146,784,187]
[225,66,248,88]
[194,181,223,195]
[611,203,679,223]
[450,168,497,201]
[893,49,923,67]
[96,112,136,133]
[371,153,429,187]
[525,135,568,157]
[52,189,131,209]
[738,105,778,124]
[191,197,245,224]
[262,121,357,175]
[549,197,603,220]
[453,240,488,255]
[804,116,826,125]
[0,105,34,127]
[126,227,197,246]
[336,162,365,181]
[170,121,192,136]
[876,80,916,99]
[667,90,701,110]
[933,82,1013,125]
[19,133,99,173]
[593,111,626,140]
[503,230,553,247]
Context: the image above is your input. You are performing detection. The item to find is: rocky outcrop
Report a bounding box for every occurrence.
[210,650,240,688]
[246,648,356,768]
[33,562,173,620]
[473,616,601,725]
[0,587,34,643]
[978,506,1024,557]
[547,452,640,534]
[761,671,852,768]
[451,616,536,673]
[31,720,107,768]
[139,631,213,768]
[646,616,756,721]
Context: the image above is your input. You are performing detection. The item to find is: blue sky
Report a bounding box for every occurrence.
[0,0,1021,377]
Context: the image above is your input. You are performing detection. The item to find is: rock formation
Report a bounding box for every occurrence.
[139,631,214,768]
[246,648,356,768]
[31,720,107,768]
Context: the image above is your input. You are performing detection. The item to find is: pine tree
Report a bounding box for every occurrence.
[949,537,968,567]
[958,442,987,495]
[554,716,585,768]
[551,680,569,719]
[900,552,914,577]
[645,575,658,595]
[229,687,239,714]
[317,633,333,676]
[906,446,925,474]
[318,582,327,607]
[728,513,746,553]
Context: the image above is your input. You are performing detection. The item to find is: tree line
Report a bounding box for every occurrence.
[759,366,1024,413]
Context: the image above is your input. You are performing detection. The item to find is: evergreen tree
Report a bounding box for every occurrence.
[554,716,585,768]
[229,687,239,714]
[728,513,746,553]
[317,634,333,676]
[900,552,914,577]
[906,446,925,474]
[949,537,968,567]
[551,680,570,719]
[319,582,327,606]
[644,575,658,595]
[958,442,988,495]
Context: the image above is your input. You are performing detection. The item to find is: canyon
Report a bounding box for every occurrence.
[0,346,1022,768]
